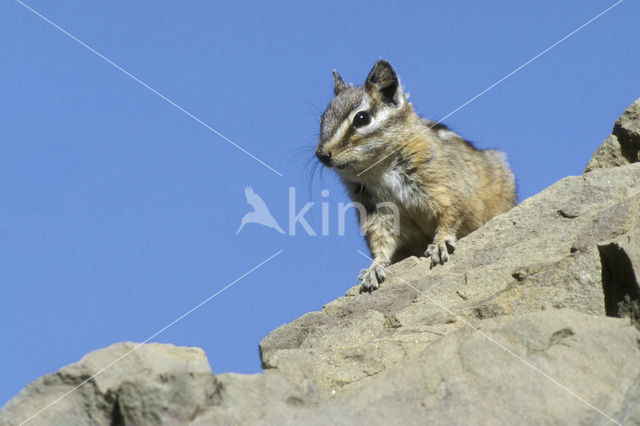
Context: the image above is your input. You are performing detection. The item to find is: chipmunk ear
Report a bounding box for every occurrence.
[333,70,347,95]
[365,60,403,105]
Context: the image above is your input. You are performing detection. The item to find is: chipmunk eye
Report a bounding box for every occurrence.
[352,111,371,128]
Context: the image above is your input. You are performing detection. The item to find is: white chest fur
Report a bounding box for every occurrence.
[369,168,418,207]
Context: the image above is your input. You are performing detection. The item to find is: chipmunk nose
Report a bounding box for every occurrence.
[315,150,332,166]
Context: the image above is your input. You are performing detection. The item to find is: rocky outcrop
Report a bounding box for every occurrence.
[585,98,640,172]
[3,100,640,425]
[0,343,220,425]
[258,162,640,401]
[281,310,640,425]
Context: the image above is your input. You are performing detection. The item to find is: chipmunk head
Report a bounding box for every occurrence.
[316,60,412,179]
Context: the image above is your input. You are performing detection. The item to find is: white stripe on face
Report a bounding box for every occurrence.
[353,96,404,136]
[324,98,404,151]
[323,100,370,151]
[323,119,351,151]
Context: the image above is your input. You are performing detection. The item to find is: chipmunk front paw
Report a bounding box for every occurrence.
[425,237,456,267]
[358,261,387,292]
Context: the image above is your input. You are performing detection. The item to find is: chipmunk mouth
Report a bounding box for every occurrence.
[315,151,354,170]
[334,161,353,170]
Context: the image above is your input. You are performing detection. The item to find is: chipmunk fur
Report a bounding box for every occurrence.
[316,60,516,291]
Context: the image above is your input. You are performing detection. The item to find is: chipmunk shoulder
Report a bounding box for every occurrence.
[315,60,516,291]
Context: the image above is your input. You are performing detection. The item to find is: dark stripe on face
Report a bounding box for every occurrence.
[319,88,366,145]
[357,105,411,142]
[342,125,355,146]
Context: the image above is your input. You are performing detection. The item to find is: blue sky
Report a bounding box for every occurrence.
[2,0,639,407]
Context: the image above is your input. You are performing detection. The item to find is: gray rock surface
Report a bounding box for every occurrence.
[3,102,640,425]
[585,98,640,172]
[0,343,220,425]
[291,310,640,426]
[259,163,640,404]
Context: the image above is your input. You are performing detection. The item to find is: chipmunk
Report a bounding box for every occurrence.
[316,60,516,292]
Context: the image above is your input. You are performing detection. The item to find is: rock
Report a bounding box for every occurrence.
[204,311,640,425]
[585,98,640,172]
[294,310,640,425]
[192,370,311,425]
[5,313,639,425]
[0,343,221,425]
[259,163,640,400]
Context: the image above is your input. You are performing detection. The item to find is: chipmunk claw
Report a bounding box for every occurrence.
[425,238,456,267]
[358,262,387,292]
